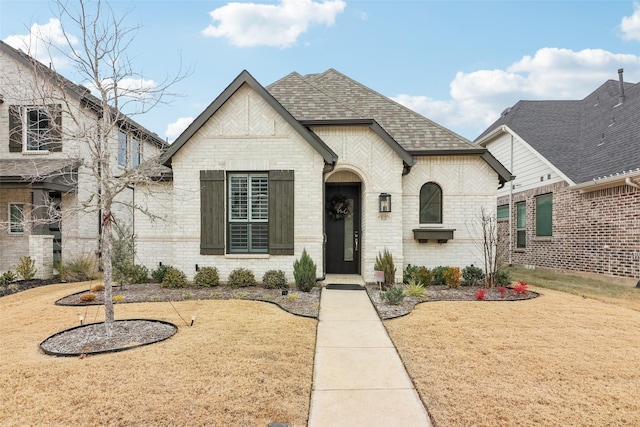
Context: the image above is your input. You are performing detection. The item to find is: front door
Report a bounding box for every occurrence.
[325,184,360,274]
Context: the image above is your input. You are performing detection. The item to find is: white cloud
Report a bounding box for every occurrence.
[202,0,346,48]
[3,18,77,68]
[393,48,640,139]
[165,117,194,142]
[620,2,640,41]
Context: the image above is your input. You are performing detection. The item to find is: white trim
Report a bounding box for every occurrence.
[570,171,640,192]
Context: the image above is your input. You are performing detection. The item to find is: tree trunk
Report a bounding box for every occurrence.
[102,209,114,336]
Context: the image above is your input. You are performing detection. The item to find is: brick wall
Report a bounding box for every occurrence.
[498,181,640,279]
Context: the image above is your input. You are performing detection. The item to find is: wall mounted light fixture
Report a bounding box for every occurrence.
[379,193,391,213]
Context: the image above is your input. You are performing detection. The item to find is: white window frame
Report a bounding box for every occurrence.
[24,106,52,153]
[9,203,25,234]
[227,173,269,253]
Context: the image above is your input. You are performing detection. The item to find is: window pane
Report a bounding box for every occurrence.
[26,108,50,151]
[131,137,140,167]
[250,175,268,221]
[517,230,526,248]
[229,176,248,220]
[9,204,24,233]
[420,183,442,224]
[536,194,553,236]
[250,223,269,253]
[516,202,526,228]
[497,205,509,219]
[118,131,127,167]
[229,223,248,252]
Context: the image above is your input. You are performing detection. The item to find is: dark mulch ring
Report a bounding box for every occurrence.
[365,284,539,320]
[0,278,63,297]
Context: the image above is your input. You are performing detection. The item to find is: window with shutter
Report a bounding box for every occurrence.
[200,170,225,255]
[8,105,62,152]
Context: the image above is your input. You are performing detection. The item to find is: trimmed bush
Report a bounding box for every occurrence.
[262,269,287,289]
[374,248,396,290]
[443,267,462,288]
[0,271,16,285]
[462,265,485,287]
[228,268,256,288]
[161,267,188,289]
[151,264,172,283]
[194,267,219,287]
[382,285,405,305]
[293,248,317,292]
[495,266,512,287]
[16,256,37,280]
[79,293,96,302]
[404,265,432,287]
[431,266,449,286]
[90,284,105,292]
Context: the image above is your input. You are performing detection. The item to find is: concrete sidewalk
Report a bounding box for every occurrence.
[308,285,432,427]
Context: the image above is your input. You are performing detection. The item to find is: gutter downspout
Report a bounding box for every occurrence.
[508,131,513,266]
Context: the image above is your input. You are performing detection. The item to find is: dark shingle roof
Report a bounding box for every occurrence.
[475,79,640,184]
[267,69,476,151]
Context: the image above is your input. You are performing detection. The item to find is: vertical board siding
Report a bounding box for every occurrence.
[268,170,294,255]
[200,170,225,255]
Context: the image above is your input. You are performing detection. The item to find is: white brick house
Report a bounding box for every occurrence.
[0,40,166,278]
[136,69,511,283]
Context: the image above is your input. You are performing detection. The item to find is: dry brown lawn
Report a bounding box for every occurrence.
[0,281,316,426]
[386,286,640,426]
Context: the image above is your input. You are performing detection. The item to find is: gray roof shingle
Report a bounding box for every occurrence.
[475,78,640,184]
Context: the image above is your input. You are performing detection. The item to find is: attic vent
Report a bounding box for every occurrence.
[500,107,512,117]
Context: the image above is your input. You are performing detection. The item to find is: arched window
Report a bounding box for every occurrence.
[420,182,442,224]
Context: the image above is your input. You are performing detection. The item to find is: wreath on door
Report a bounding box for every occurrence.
[327,194,350,220]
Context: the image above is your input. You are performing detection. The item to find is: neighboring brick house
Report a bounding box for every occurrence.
[0,40,166,278]
[475,69,640,279]
[135,69,512,283]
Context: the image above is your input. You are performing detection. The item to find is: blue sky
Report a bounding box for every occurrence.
[2,0,640,142]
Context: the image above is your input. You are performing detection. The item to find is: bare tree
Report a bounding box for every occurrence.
[479,207,498,288]
[3,0,184,336]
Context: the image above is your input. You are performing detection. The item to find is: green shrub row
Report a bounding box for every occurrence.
[403,264,511,288]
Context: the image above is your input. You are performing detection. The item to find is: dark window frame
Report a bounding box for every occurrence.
[419,182,443,224]
[227,172,269,254]
[535,193,553,237]
[516,201,526,248]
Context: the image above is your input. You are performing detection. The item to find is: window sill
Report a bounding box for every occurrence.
[23,150,50,155]
[514,248,526,253]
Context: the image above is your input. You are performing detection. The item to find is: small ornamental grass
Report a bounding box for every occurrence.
[112,295,125,302]
[228,268,256,288]
[374,248,396,290]
[474,288,488,300]
[403,280,426,298]
[513,280,529,294]
[78,293,96,302]
[194,267,219,287]
[90,284,105,292]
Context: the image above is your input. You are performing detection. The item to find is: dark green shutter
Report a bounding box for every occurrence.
[268,170,294,255]
[9,105,22,152]
[49,104,62,152]
[200,170,225,255]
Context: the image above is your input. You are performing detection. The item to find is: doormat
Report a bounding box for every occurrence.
[325,284,364,290]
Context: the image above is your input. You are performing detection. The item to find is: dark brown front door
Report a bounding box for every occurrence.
[325,184,360,274]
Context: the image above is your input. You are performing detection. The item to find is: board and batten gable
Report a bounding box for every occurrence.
[402,155,499,268]
[164,83,326,280]
[313,125,406,282]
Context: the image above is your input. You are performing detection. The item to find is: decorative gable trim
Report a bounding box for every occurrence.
[161,70,338,167]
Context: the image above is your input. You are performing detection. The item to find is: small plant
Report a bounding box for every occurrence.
[431,266,449,286]
[113,295,125,302]
[54,256,96,282]
[497,286,507,298]
[194,266,219,287]
[151,264,173,283]
[150,296,162,302]
[261,295,274,301]
[0,271,16,285]
[374,249,396,290]
[228,268,256,288]
[90,284,105,292]
[262,269,287,289]
[16,256,37,280]
[182,292,194,300]
[462,265,485,287]
[495,266,512,287]
[403,280,426,298]
[443,267,462,288]
[475,288,487,300]
[209,292,222,299]
[235,292,247,298]
[513,280,529,294]
[161,266,187,289]
[79,293,96,302]
[382,285,405,305]
[403,264,432,286]
[293,248,317,292]
[287,293,299,300]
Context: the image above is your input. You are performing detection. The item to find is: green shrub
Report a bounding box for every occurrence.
[495,266,512,287]
[161,267,187,289]
[374,248,396,290]
[462,265,485,286]
[403,264,432,286]
[262,269,287,289]
[293,248,317,292]
[112,224,141,286]
[0,271,16,285]
[403,280,426,298]
[194,266,219,287]
[54,256,96,282]
[16,256,37,280]
[151,264,172,283]
[431,266,449,286]
[129,264,149,284]
[443,267,462,288]
[382,285,405,305]
[228,268,256,288]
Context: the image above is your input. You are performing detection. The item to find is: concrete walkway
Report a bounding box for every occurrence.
[308,279,432,427]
